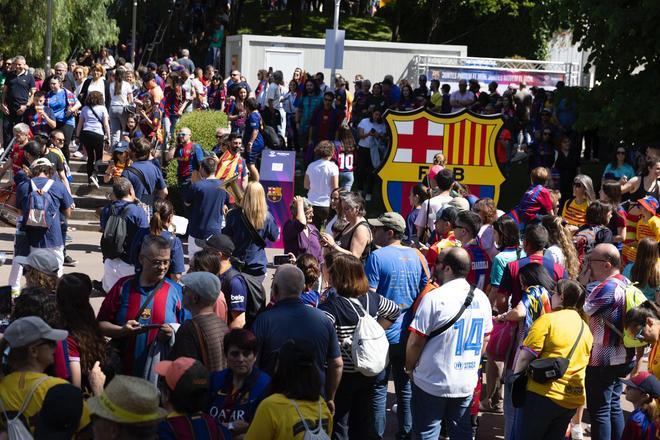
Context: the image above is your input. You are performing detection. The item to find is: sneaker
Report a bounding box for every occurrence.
[571,422,584,440]
[63,255,77,267]
[72,151,83,159]
[89,175,99,189]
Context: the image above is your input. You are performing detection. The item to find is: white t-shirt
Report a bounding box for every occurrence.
[414,194,453,231]
[544,245,565,266]
[81,105,109,135]
[357,118,386,148]
[108,81,133,107]
[86,78,106,103]
[410,278,492,398]
[449,90,475,112]
[306,159,339,207]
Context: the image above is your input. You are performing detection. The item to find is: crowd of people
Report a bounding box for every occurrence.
[0,47,660,440]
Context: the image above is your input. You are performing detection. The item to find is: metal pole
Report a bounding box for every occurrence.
[131,0,137,65]
[44,0,53,74]
[329,0,340,84]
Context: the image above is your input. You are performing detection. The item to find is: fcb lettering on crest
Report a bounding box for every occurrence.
[377,108,505,220]
[267,186,283,203]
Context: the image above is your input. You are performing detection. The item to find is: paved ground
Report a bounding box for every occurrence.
[0,225,635,439]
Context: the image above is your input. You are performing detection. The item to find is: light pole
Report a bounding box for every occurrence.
[329,0,340,84]
[131,0,138,65]
[44,0,53,74]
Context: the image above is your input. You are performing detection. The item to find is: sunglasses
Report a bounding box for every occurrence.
[617,151,626,155]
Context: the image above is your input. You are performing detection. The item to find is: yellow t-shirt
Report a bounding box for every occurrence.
[522,309,594,409]
[0,372,91,433]
[561,198,588,228]
[245,393,332,440]
[636,216,660,242]
[649,341,660,380]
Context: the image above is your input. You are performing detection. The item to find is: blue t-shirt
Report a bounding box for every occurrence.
[121,160,167,200]
[602,163,635,181]
[46,89,77,126]
[251,298,341,387]
[129,228,185,275]
[245,111,265,153]
[622,263,656,302]
[218,268,248,314]
[208,367,271,425]
[100,200,149,263]
[17,176,74,248]
[184,179,229,239]
[365,245,429,343]
[300,289,321,307]
[222,209,279,276]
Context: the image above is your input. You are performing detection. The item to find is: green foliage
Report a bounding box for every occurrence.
[165,110,229,187]
[543,0,660,143]
[0,0,119,67]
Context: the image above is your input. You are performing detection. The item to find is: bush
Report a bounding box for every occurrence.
[165,110,228,188]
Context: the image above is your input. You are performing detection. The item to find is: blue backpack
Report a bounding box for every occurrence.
[25,179,55,228]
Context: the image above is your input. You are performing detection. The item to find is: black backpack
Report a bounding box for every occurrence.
[101,204,131,260]
[221,266,266,327]
[262,125,283,149]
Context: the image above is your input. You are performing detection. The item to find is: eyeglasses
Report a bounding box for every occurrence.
[144,257,171,267]
[543,132,552,136]
[215,134,223,138]
[34,339,57,348]
[628,326,646,342]
[589,258,608,264]
[616,151,626,155]
[177,133,188,137]
[324,98,333,102]
[454,224,466,231]
[573,182,583,187]
[51,137,65,142]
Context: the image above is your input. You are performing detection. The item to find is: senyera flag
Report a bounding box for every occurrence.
[377,108,505,220]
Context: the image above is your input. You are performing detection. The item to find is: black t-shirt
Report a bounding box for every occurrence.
[5,72,35,110]
[44,151,65,173]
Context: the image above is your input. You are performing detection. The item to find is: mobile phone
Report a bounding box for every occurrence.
[139,324,163,331]
[273,254,291,266]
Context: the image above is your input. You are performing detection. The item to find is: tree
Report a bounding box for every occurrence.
[0,0,119,67]
[544,0,660,143]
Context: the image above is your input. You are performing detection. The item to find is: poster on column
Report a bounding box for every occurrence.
[376,108,505,220]
[259,149,296,249]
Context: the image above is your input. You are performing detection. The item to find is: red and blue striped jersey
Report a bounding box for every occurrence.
[463,240,491,291]
[507,185,554,227]
[97,276,189,376]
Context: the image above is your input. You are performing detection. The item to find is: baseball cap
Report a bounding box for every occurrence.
[14,248,59,274]
[30,157,53,169]
[621,371,660,398]
[368,212,406,233]
[447,197,470,212]
[203,233,235,256]
[146,62,158,70]
[113,141,129,153]
[435,205,458,223]
[638,196,659,216]
[155,357,210,395]
[4,316,68,348]
[34,384,83,440]
[181,272,221,302]
[427,164,443,183]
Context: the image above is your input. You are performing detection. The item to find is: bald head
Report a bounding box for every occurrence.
[273,264,305,299]
[442,247,471,280]
[590,243,621,281]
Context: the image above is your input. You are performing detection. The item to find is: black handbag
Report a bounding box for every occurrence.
[528,320,584,383]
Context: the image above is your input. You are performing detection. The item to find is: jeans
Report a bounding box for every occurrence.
[333,372,375,439]
[163,114,180,146]
[586,364,627,440]
[109,105,126,145]
[513,391,575,440]
[503,369,515,439]
[411,383,472,440]
[339,172,354,191]
[372,343,411,439]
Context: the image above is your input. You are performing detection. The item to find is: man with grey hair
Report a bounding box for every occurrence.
[251,264,343,410]
[2,55,35,145]
[98,234,189,377]
[449,79,475,112]
[178,49,195,75]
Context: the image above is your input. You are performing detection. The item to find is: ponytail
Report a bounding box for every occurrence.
[149,198,174,235]
[626,300,660,330]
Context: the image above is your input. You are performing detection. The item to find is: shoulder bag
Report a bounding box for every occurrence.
[527,320,584,383]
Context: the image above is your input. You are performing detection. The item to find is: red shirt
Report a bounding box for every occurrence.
[498,253,566,306]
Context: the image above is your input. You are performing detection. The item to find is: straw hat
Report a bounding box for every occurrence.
[87,375,166,424]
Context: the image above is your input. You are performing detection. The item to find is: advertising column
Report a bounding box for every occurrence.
[259,149,296,249]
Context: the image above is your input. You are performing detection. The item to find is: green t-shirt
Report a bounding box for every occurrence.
[210,27,224,49]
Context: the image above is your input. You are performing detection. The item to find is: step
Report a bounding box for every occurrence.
[69,160,109,175]
[72,194,109,210]
[69,207,101,221]
[70,181,112,198]
[67,219,101,232]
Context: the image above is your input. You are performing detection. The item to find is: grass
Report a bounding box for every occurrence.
[236,2,392,41]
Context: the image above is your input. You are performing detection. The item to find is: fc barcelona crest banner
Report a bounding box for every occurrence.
[377,108,505,219]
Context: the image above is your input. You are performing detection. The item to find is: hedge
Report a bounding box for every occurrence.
[165,110,228,214]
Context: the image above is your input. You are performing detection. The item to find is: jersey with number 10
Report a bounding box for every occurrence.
[333,141,354,173]
[409,278,493,398]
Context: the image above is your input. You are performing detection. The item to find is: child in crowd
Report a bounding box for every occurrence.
[103,141,132,183]
[621,372,660,440]
[505,166,554,230]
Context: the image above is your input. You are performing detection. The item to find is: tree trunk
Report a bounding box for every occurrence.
[427,0,441,43]
[290,0,303,36]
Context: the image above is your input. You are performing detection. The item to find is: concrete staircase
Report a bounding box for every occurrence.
[67,159,110,232]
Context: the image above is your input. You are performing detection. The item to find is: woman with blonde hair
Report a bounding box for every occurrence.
[542,215,580,279]
[560,174,596,232]
[223,181,279,280]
